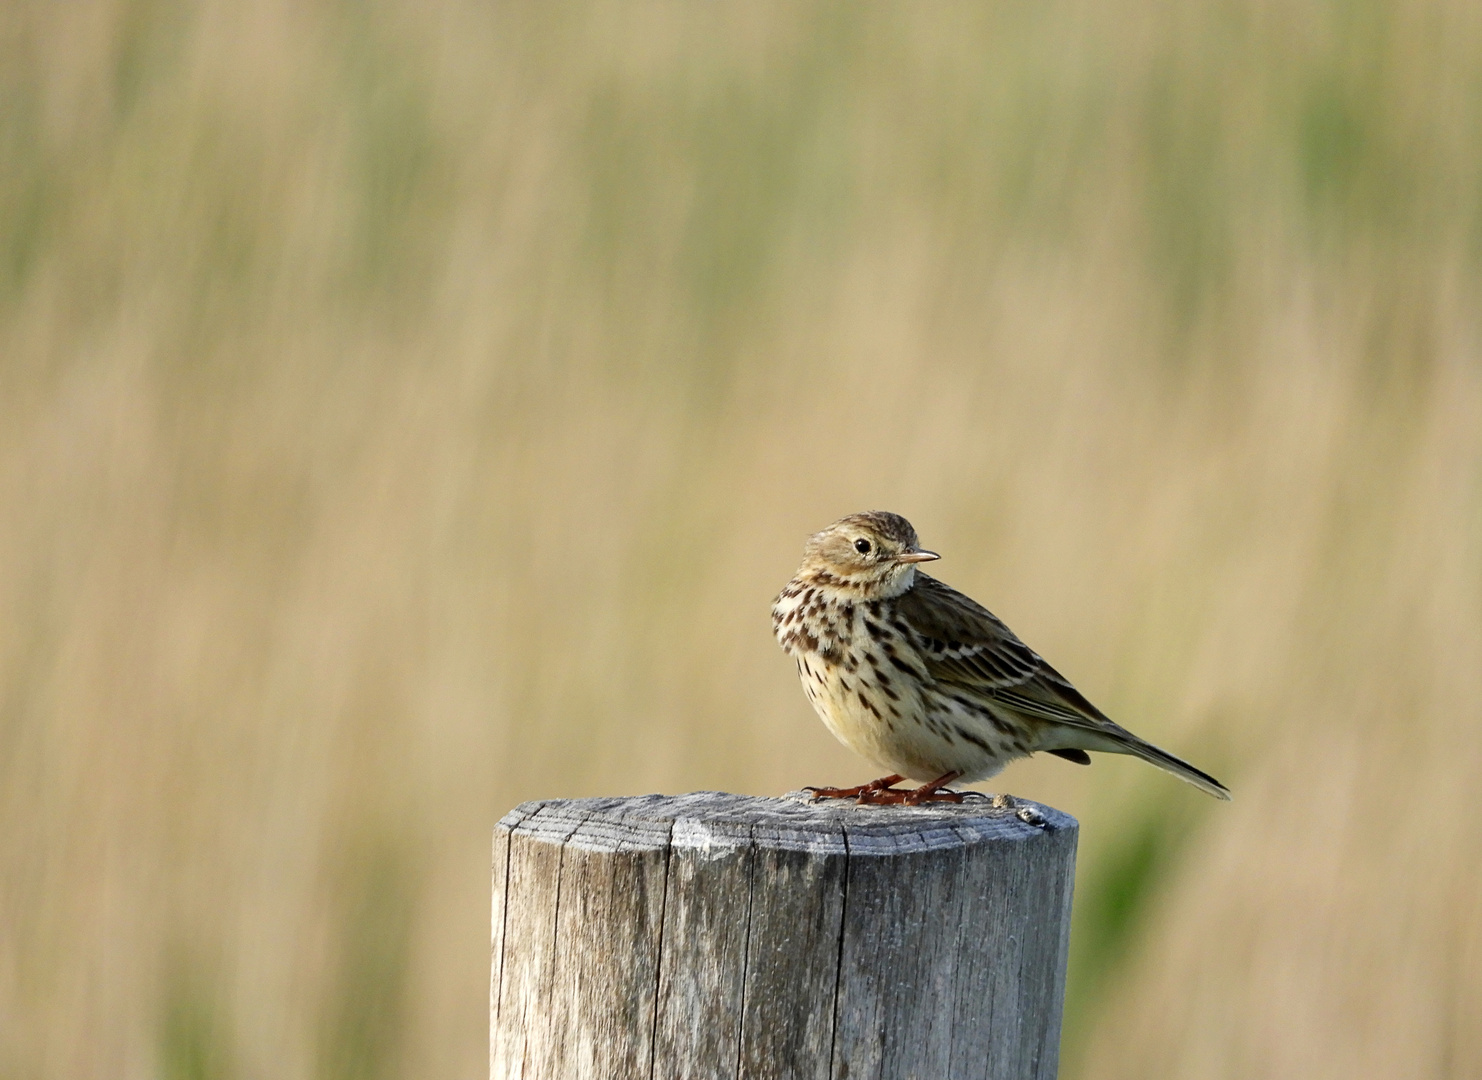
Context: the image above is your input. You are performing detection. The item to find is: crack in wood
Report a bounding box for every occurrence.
[827,822,851,1080]
[732,822,757,1080]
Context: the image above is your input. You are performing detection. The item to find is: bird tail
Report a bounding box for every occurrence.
[1074,728,1231,800]
[1121,734,1230,800]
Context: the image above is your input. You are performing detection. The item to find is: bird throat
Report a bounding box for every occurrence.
[797,562,917,601]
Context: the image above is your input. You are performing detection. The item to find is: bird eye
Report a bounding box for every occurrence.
[854,538,872,554]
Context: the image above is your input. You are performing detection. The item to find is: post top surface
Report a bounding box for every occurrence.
[497,790,1076,855]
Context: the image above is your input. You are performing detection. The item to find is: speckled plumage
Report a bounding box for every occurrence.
[773,512,1229,803]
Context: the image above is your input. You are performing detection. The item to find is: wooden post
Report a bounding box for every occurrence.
[491,792,1077,1080]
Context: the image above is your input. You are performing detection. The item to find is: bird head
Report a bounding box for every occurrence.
[797,511,940,597]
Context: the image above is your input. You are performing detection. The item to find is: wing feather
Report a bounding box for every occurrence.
[895,574,1118,734]
[895,574,1231,799]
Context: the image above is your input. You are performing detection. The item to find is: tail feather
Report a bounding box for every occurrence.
[1066,728,1231,800]
[1132,737,1227,794]
[1125,736,1230,800]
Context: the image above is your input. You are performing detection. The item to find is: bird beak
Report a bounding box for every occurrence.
[895,549,940,564]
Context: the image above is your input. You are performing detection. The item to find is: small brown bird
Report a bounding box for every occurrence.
[773,512,1230,804]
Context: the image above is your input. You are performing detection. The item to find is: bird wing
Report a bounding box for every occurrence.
[894,574,1120,734]
[896,575,1232,799]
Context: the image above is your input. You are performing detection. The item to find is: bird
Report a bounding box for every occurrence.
[772,511,1230,805]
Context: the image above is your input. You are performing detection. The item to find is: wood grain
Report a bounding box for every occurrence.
[491,793,1077,1080]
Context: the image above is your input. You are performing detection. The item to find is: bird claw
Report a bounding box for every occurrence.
[806,772,976,806]
[862,786,967,806]
[804,784,873,801]
[804,784,906,803]
[804,774,907,802]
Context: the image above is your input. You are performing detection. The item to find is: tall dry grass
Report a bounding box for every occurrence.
[2,0,1480,1077]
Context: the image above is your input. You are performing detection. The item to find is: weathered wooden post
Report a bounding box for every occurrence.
[492,792,1077,1080]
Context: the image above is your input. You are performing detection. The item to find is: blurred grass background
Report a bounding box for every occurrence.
[2,0,1480,1077]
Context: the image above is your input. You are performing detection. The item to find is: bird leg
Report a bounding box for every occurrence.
[899,771,966,805]
[803,774,906,802]
[840,771,969,805]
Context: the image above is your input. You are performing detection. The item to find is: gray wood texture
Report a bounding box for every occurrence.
[491,792,1077,1080]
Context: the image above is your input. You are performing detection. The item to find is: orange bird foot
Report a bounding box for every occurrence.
[803,774,906,802]
[806,772,974,806]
